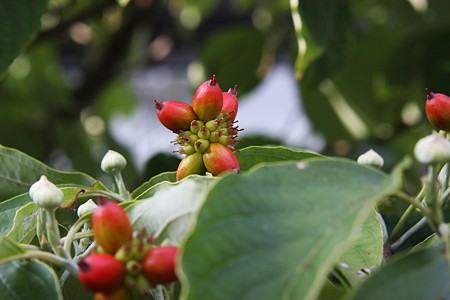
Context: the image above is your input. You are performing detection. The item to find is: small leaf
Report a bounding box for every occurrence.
[235,145,325,172]
[128,175,218,243]
[0,145,98,201]
[352,242,450,300]
[180,159,401,300]
[0,0,49,76]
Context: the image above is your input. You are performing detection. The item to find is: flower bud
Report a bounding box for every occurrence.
[414,132,450,164]
[101,150,127,174]
[29,175,63,209]
[357,149,384,168]
[77,199,98,218]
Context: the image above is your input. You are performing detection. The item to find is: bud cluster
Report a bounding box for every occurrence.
[154,76,242,180]
[78,198,179,299]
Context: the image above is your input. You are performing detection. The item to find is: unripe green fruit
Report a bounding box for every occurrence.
[425,90,450,131]
[209,131,221,143]
[190,120,204,134]
[192,75,223,122]
[203,143,240,176]
[155,100,197,132]
[219,135,229,146]
[180,145,196,155]
[197,126,211,139]
[176,152,207,180]
[205,120,220,132]
[92,198,132,254]
[194,139,210,153]
[221,85,239,122]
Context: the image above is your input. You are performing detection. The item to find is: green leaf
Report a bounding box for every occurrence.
[0,259,63,300]
[0,0,49,76]
[235,145,325,172]
[0,145,98,201]
[6,202,38,244]
[128,175,218,244]
[180,159,402,300]
[0,236,23,258]
[131,171,177,200]
[352,242,450,300]
[0,194,31,236]
[335,209,383,288]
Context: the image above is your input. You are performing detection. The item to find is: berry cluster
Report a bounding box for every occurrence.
[154,75,242,180]
[78,198,178,299]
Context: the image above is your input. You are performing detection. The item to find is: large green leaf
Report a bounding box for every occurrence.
[235,145,325,172]
[352,242,450,300]
[0,237,63,300]
[128,175,219,244]
[0,0,49,76]
[180,159,402,300]
[0,145,98,201]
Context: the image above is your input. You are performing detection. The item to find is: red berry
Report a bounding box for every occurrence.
[176,152,207,180]
[192,75,223,122]
[141,246,179,284]
[92,198,132,254]
[203,143,240,176]
[221,86,239,122]
[154,100,197,132]
[425,90,450,132]
[78,254,125,293]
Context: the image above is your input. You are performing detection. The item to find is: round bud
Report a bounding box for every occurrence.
[357,149,384,168]
[77,199,98,218]
[101,150,127,174]
[29,175,64,209]
[414,132,450,164]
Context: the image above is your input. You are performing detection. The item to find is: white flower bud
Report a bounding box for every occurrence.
[77,199,98,218]
[357,149,384,168]
[414,132,450,164]
[101,150,127,174]
[29,175,63,209]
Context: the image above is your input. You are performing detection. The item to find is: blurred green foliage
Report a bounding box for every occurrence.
[1,0,450,190]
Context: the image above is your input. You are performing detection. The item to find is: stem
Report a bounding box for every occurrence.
[0,251,78,276]
[391,191,433,220]
[426,165,444,231]
[63,216,91,256]
[78,189,127,202]
[387,187,426,245]
[113,171,130,200]
[45,208,65,258]
[390,217,428,252]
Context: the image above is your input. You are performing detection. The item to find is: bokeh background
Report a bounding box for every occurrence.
[2,0,450,191]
